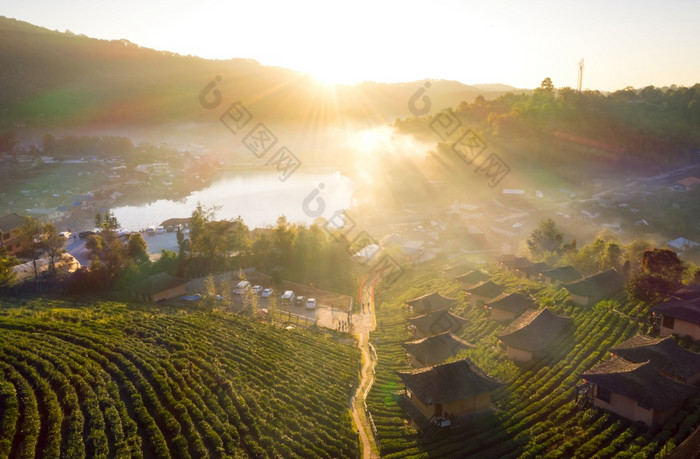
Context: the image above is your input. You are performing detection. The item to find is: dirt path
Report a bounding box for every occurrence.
[351,271,381,459]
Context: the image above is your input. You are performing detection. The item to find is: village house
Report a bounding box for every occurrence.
[540,266,583,286]
[24,208,68,224]
[0,213,26,256]
[611,335,700,385]
[442,262,475,280]
[406,292,457,315]
[672,283,700,300]
[673,176,700,192]
[581,356,697,428]
[498,308,572,362]
[466,280,505,305]
[517,262,550,280]
[652,297,700,340]
[455,270,491,289]
[132,272,188,303]
[402,331,472,366]
[667,237,699,253]
[563,270,626,306]
[485,292,534,321]
[409,309,467,338]
[498,255,534,274]
[397,358,501,422]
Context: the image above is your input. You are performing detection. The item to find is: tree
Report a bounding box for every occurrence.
[17,216,44,284]
[127,233,149,264]
[527,218,564,257]
[600,241,622,271]
[0,247,18,287]
[642,249,684,283]
[625,240,654,273]
[88,211,126,281]
[267,293,278,325]
[238,269,258,315]
[627,248,684,302]
[203,273,217,310]
[43,223,66,275]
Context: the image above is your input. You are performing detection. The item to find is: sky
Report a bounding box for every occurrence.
[2,0,699,91]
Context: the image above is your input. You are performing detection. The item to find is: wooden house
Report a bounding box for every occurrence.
[442,262,475,280]
[498,308,572,362]
[406,292,457,315]
[518,262,550,280]
[540,266,583,286]
[456,270,491,289]
[611,335,700,385]
[581,356,696,428]
[398,358,501,421]
[133,272,188,303]
[409,309,467,338]
[0,213,26,257]
[402,332,472,367]
[467,280,505,305]
[563,270,626,306]
[485,292,534,321]
[498,255,534,274]
[652,297,700,340]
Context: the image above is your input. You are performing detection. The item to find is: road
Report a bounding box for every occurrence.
[351,271,381,459]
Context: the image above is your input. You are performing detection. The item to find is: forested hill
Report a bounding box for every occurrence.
[0,16,514,129]
[396,78,700,171]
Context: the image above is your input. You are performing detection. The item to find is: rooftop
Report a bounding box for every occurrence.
[468,280,505,299]
[563,270,626,299]
[456,270,491,285]
[406,292,457,314]
[132,272,188,296]
[485,292,534,315]
[541,265,583,283]
[652,297,700,326]
[409,309,467,335]
[402,332,472,366]
[582,356,696,410]
[397,358,501,405]
[611,335,700,381]
[0,213,25,233]
[499,308,572,352]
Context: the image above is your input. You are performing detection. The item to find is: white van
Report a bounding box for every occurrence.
[234,281,251,295]
[281,290,295,304]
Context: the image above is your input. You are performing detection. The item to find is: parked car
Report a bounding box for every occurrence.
[295,296,306,306]
[58,231,72,239]
[262,288,273,298]
[281,290,295,304]
[156,226,165,234]
[234,281,251,295]
[252,285,263,294]
[78,230,96,239]
[305,298,317,309]
[166,226,174,232]
[147,226,156,236]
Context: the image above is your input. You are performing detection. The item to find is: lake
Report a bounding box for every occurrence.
[111,169,354,230]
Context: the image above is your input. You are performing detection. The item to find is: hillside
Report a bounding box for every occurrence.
[0,298,361,458]
[365,258,700,458]
[0,16,513,130]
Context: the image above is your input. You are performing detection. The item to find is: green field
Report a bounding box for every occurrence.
[0,298,361,458]
[366,260,700,458]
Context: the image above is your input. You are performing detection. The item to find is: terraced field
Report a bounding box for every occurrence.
[0,298,361,458]
[367,261,700,458]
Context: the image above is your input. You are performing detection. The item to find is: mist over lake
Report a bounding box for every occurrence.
[111,169,354,230]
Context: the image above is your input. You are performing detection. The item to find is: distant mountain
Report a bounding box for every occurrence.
[0,16,521,129]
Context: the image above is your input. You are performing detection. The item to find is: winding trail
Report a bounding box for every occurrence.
[351,271,381,459]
